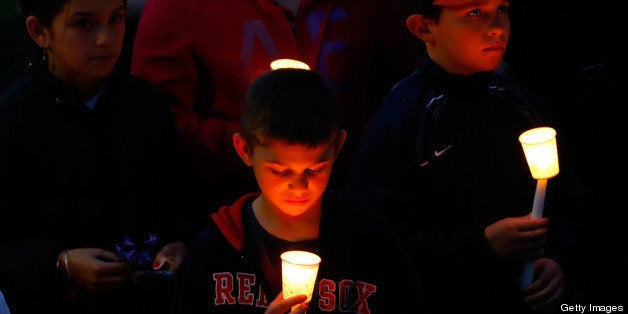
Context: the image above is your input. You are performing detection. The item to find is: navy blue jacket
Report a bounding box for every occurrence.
[346,54,588,314]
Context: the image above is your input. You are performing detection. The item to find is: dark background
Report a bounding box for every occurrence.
[1,0,27,91]
[506,0,627,304]
[2,0,625,305]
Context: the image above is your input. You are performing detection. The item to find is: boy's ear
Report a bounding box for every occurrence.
[233,133,254,166]
[406,14,433,44]
[333,130,347,159]
[25,16,51,49]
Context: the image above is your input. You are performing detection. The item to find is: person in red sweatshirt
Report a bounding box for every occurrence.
[130,0,421,209]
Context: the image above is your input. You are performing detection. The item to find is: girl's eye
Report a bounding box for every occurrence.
[73,19,92,29]
[497,5,509,14]
[111,13,125,24]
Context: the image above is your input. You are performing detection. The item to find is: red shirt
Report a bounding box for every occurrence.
[131,0,420,204]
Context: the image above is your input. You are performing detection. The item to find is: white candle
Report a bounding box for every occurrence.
[281,250,321,309]
[518,127,559,288]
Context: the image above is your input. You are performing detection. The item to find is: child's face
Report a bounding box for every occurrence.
[42,0,126,84]
[428,0,510,74]
[241,136,341,217]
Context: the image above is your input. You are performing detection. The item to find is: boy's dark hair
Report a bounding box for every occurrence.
[403,0,442,20]
[241,68,341,148]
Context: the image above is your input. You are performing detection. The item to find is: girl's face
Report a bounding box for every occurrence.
[39,0,126,88]
[428,0,510,75]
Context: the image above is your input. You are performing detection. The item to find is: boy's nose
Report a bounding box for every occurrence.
[488,15,509,37]
[288,175,309,190]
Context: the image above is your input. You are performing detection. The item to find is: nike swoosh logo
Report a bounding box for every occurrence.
[434,144,452,157]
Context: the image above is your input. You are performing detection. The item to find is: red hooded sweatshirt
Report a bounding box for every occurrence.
[131,0,420,205]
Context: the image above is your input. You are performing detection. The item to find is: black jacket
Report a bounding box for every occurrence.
[0,63,203,314]
[346,54,589,314]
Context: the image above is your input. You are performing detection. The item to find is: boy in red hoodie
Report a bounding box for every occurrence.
[170,68,427,313]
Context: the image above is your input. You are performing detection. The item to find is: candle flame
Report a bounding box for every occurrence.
[519,127,559,179]
[270,59,311,70]
[281,251,321,305]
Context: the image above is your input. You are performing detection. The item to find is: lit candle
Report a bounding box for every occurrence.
[518,126,559,288]
[281,250,321,310]
[270,59,311,70]
[519,126,559,218]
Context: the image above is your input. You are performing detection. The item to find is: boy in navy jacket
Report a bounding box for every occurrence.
[346,0,588,313]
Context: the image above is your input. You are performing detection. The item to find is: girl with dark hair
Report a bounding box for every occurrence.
[0,0,204,313]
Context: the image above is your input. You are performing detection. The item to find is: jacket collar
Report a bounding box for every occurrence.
[421,53,492,95]
[211,193,260,250]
